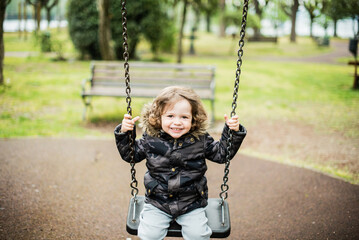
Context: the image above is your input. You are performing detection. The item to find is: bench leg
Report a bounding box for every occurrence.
[82,96,92,121]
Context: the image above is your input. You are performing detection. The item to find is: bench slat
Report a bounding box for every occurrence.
[92,83,213,90]
[93,61,215,71]
[93,69,213,77]
[83,86,214,100]
[92,76,212,84]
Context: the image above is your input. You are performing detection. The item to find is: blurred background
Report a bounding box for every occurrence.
[1,1,359,239]
[1,0,358,182]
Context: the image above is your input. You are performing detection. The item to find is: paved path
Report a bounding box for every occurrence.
[255,39,353,64]
[1,138,358,240]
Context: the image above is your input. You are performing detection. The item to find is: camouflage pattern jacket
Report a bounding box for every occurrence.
[114,117,246,217]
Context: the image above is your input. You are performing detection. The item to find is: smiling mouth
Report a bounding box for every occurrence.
[170,128,183,132]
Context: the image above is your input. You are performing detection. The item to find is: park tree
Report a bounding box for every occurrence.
[303,0,331,37]
[67,0,174,60]
[26,0,46,31]
[251,0,270,38]
[98,0,115,60]
[281,0,300,42]
[1,0,11,85]
[199,0,219,33]
[67,0,100,59]
[223,1,260,36]
[264,0,289,37]
[324,0,347,37]
[43,0,58,29]
[110,0,175,59]
[177,0,189,63]
[303,0,322,37]
[345,0,359,37]
[175,0,218,62]
[219,0,226,37]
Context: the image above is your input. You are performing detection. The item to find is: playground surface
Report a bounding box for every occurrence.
[1,39,358,239]
[0,138,358,240]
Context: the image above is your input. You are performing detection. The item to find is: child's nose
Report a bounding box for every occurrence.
[173,117,181,124]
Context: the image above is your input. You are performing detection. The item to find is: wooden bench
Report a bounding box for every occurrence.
[248,36,278,43]
[81,61,216,121]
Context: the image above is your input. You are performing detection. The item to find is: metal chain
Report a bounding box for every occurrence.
[220,0,249,202]
[121,0,138,198]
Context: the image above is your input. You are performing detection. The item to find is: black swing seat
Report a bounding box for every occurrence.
[126,196,230,238]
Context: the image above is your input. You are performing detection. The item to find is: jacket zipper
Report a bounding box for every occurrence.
[174,139,177,148]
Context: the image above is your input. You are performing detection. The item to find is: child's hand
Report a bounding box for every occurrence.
[224,114,240,131]
[121,114,140,133]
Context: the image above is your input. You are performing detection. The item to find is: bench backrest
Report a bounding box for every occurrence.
[90,61,216,90]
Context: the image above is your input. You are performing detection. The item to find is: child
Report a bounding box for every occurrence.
[115,86,246,240]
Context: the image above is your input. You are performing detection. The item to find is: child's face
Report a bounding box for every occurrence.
[161,99,192,139]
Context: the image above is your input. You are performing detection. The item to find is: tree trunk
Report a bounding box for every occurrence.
[36,1,41,32]
[44,0,59,30]
[18,2,22,38]
[0,0,7,85]
[98,0,115,60]
[309,17,313,37]
[252,0,262,38]
[193,6,200,31]
[219,0,226,37]
[333,19,337,37]
[46,8,51,29]
[24,1,27,39]
[176,0,188,63]
[206,13,211,32]
[290,0,299,43]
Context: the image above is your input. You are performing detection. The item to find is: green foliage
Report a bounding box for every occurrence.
[223,10,261,31]
[38,31,52,52]
[51,38,66,60]
[141,1,176,54]
[263,0,288,26]
[4,0,21,19]
[345,0,359,19]
[67,0,100,59]
[67,0,175,60]
[325,0,348,21]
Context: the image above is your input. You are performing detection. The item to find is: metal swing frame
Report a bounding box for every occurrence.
[121,0,249,238]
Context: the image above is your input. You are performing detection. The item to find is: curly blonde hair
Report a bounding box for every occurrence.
[142,86,208,135]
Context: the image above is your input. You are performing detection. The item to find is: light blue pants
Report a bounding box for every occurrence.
[138,203,212,240]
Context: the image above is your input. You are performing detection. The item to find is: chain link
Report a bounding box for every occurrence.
[220,0,249,202]
[121,0,138,198]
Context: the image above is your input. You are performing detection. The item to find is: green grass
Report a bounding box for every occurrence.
[180,56,358,138]
[1,30,358,183]
[3,55,356,138]
[3,32,36,52]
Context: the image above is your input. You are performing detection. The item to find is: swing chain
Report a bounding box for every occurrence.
[220,0,249,202]
[122,0,138,198]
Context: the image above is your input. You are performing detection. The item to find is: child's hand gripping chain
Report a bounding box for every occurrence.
[224,114,240,131]
[121,114,140,133]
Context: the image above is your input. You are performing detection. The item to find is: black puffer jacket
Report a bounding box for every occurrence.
[115,115,246,217]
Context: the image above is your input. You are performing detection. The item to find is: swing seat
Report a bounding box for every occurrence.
[126,196,231,238]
